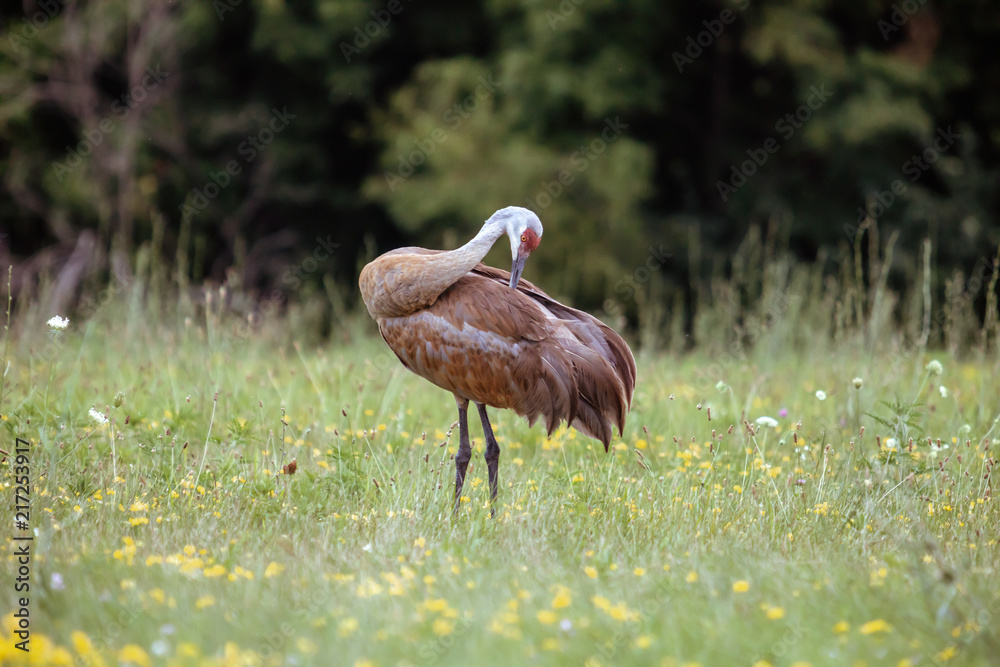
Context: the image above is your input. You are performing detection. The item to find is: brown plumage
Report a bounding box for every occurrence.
[359,206,636,514]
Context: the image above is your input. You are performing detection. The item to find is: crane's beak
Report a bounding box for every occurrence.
[509,254,526,289]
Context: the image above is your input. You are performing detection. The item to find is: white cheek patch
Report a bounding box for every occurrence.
[510,232,522,259]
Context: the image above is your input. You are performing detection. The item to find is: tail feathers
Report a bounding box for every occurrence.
[540,348,579,428]
[527,297,636,418]
[559,317,634,441]
[566,317,636,416]
[571,398,613,450]
[595,321,637,410]
[518,333,631,452]
[522,349,576,437]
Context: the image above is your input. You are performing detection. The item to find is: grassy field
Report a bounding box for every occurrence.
[1,289,999,667]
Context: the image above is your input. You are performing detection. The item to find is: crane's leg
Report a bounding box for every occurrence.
[476,402,501,518]
[453,397,471,515]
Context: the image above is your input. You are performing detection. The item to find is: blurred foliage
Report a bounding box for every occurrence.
[1,0,998,335]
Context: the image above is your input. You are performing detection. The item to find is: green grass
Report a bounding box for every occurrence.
[2,294,999,667]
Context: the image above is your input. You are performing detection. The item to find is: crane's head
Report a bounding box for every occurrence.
[487,206,543,289]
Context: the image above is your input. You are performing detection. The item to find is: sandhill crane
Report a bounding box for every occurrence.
[359,206,636,515]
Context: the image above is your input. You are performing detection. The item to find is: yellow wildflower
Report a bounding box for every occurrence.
[537,610,558,624]
[117,644,151,667]
[339,618,359,637]
[433,618,455,636]
[859,619,892,635]
[195,595,216,609]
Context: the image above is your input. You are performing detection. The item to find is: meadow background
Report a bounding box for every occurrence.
[3,0,1000,665]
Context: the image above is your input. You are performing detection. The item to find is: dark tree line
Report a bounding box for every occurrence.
[1,0,998,327]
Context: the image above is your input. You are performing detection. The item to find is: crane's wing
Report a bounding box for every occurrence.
[470,263,636,413]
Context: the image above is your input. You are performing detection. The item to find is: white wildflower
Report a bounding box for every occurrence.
[560,619,572,632]
[754,416,779,428]
[939,386,948,398]
[88,408,108,425]
[815,390,827,401]
[47,315,69,330]
[715,381,728,392]
[884,438,898,451]
[362,543,373,553]
[852,377,863,389]
[926,359,943,376]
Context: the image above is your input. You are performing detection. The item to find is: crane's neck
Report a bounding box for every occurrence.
[420,219,507,296]
[452,218,508,271]
[360,215,516,319]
